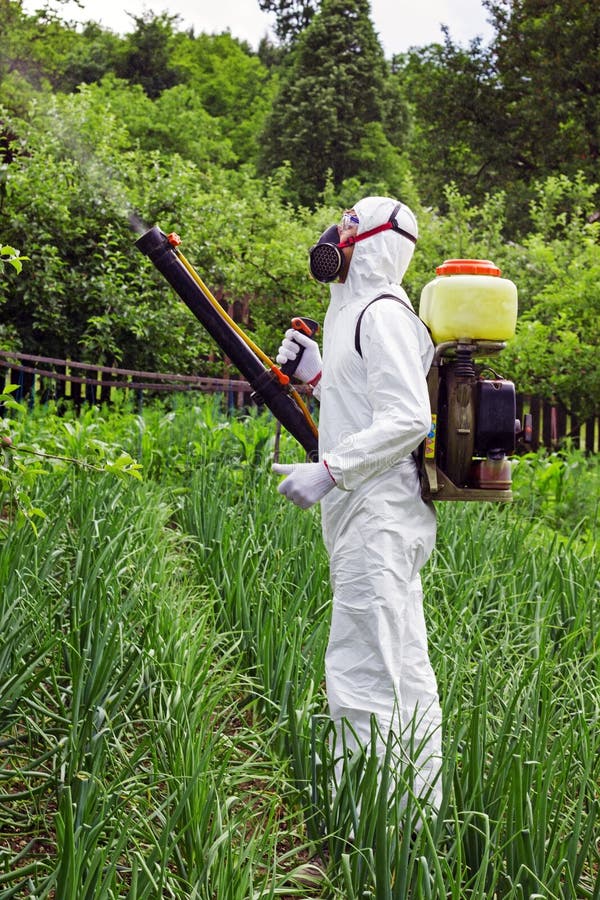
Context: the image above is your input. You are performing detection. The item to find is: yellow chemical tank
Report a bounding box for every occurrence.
[419,259,518,343]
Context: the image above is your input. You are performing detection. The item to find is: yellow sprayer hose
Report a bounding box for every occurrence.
[176,249,319,439]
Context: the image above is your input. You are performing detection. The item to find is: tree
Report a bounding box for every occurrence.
[400,0,600,227]
[0,89,205,368]
[399,34,507,211]
[257,0,319,45]
[484,0,599,185]
[0,84,328,373]
[0,0,80,92]
[499,175,600,421]
[59,22,124,91]
[172,31,276,163]
[117,13,183,99]
[258,0,402,207]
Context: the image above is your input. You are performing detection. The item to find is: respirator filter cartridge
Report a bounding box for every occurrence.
[309,224,344,283]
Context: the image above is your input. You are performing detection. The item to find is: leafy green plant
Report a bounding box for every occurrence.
[0,395,598,898]
[512,449,599,541]
[0,389,141,534]
[0,244,28,275]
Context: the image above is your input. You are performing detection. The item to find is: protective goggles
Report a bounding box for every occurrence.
[340,211,360,231]
[309,203,417,283]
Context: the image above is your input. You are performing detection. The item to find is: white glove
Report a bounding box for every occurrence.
[276,330,322,385]
[272,461,336,509]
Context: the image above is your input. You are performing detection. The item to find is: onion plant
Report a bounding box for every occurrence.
[0,395,597,898]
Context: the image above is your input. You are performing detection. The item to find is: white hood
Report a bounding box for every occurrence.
[334,196,418,304]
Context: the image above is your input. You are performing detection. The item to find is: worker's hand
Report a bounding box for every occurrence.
[276,330,322,385]
[272,461,336,509]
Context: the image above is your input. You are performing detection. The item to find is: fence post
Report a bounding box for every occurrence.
[555,405,567,449]
[85,368,96,405]
[542,400,553,449]
[100,369,112,405]
[529,396,541,451]
[569,415,582,449]
[584,418,596,453]
[54,363,66,403]
[69,362,83,410]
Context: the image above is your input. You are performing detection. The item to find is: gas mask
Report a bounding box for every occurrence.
[308,224,345,283]
[308,203,418,283]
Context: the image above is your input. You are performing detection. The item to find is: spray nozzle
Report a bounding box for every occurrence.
[167,232,182,247]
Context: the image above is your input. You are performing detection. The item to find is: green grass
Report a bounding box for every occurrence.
[0,396,598,898]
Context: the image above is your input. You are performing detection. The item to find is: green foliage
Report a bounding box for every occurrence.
[0,243,26,274]
[0,243,26,349]
[0,0,598,414]
[1,397,598,896]
[258,0,403,206]
[58,21,125,91]
[398,1,600,226]
[0,88,221,368]
[0,77,329,372]
[0,389,141,535]
[257,0,319,44]
[499,175,600,418]
[0,0,80,91]
[115,12,183,99]
[172,30,276,163]
[86,76,237,168]
[0,7,274,166]
[346,121,410,199]
[512,449,599,543]
[406,183,510,296]
[399,35,501,207]
[484,0,600,189]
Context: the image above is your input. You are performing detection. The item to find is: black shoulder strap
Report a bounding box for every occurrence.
[354,292,427,358]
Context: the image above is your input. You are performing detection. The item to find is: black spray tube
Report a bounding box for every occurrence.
[136,226,319,460]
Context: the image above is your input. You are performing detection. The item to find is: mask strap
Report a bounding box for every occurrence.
[338,219,417,249]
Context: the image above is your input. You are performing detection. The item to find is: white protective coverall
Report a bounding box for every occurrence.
[318,196,442,810]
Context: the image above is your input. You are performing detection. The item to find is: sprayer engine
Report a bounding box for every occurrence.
[421,340,522,501]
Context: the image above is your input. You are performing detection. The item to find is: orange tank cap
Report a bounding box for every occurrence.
[435,258,501,276]
[167,232,182,247]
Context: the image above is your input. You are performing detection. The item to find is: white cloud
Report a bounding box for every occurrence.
[23,0,494,55]
[371,0,494,55]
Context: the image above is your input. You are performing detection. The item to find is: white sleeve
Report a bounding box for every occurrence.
[324,301,432,491]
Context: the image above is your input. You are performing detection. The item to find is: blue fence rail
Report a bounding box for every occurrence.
[0,350,597,453]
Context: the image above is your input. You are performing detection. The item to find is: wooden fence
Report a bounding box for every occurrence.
[1,350,597,453]
[0,350,255,410]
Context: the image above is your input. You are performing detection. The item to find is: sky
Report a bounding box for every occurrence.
[23,0,495,57]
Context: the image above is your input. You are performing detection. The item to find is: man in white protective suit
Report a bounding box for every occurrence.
[272,196,442,817]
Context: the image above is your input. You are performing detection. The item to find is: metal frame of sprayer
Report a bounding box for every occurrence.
[420,339,529,502]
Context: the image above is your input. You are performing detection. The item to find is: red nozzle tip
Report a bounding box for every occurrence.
[271,365,290,386]
[167,232,182,247]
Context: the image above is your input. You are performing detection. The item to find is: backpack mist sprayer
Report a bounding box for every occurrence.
[135,226,319,460]
[418,258,529,502]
